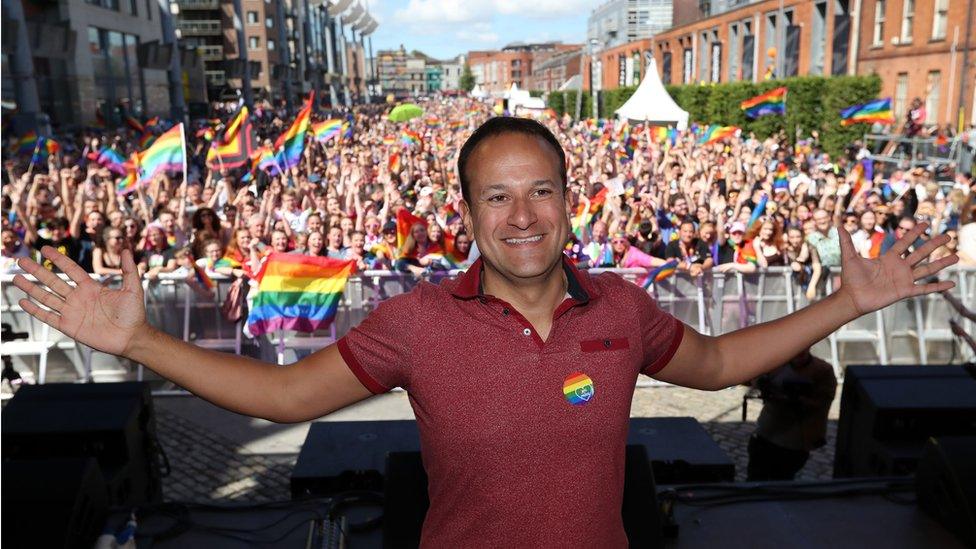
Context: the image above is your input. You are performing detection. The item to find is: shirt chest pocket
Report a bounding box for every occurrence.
[580,337,631,353]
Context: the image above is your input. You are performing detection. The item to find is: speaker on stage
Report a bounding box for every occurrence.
[2,458,108,549]
[834,365,976,478]
[915,436,976,547]
[1,382,163,506]
[382,446,663,549]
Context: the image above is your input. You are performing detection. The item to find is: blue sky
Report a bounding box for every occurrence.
[363,0,600,60]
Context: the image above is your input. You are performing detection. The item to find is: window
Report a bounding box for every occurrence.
[266,17,273,28]
[248,36,260,50]
[87,27,146,122]
[267,39,275,51]
[246,11,258,24]
[925,70,941,121]
[873,0,885,46]
[895,72,908,122]
[932,0,948,40]
[85,0,119,11]
[145,0,151,19]
[900,0,914,42]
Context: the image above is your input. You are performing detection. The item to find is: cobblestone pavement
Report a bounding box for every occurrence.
[157,384,843,503]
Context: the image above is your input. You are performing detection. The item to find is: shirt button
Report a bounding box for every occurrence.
[604,339,611,348]
[503,308,510,316]
[522,328,531,336]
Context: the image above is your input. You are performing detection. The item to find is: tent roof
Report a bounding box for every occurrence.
[614,58,688,130]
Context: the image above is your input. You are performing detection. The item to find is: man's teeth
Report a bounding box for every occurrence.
[505,235,543,244]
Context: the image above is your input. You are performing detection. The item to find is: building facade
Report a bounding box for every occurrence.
[530,48,583,92]
[644,0,972,126]
[587,0,674,49]
[468,42,582,94]
[2,0,170,127]
[440,54,465,92]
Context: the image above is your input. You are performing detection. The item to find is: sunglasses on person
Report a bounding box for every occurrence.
[896,224,914,231]
[611,238,629,245]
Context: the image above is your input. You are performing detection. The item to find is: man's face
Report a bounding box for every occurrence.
[672,199,689,217]
[328,227,343,247]
[159,213,175,232]
[591,221,608,244]
[272,231,288,251]
[459,133,569,282]
[679,223,695,244]
[813,211,831,232]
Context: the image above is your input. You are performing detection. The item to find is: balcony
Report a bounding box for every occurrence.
[178,20,221,36]
[197,45,223,61]
[205,70,226,86]
[179,0,218,10]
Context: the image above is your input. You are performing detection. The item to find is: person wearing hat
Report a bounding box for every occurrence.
[370,220,399,269]
[12,117,960,547]
[715,221,758,273]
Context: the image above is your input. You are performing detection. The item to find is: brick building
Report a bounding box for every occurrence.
[585,0,971,127]
[468,42,582,94]
[530,48,583,92]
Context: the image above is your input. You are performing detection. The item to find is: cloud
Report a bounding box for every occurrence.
[393,0,493,25]
[492,0,597,18]
[455,22,500,44]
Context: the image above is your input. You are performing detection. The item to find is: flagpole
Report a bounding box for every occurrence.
[179,123,188,186]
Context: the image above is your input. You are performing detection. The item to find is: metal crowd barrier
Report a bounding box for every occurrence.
[2,266,974,386]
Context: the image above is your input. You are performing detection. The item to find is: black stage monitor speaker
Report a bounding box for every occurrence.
[382,446,663,549]
[627,417,735,483]
[915,436,976,547]
[291,420,421,499]
[2,382,163,506]
[834,365,976,478]
[2,457,109,549]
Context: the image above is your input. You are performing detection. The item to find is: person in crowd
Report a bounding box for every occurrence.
[750,220,786,268]
[665,220,713,276]
[141,224,178,280]
[92,226,129,276]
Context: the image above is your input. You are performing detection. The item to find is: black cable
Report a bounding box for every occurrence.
[659,478,915,508]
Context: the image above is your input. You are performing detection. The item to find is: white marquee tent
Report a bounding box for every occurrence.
[614,57,688,130]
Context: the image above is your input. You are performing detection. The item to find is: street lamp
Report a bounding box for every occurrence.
[589,38,601,120]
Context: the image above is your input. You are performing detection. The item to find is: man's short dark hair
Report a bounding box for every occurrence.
[457,117,567,202]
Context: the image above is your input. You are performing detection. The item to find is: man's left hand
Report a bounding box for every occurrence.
[836,221,957,315]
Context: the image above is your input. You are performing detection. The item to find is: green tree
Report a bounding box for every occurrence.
[459,64,475,92]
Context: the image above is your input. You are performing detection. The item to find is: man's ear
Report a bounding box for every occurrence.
[459,199,474,236]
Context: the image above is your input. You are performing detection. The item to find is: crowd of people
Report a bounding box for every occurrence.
[3,96,975,305]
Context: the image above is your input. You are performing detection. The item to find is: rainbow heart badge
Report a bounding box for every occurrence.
[563,372,595,405]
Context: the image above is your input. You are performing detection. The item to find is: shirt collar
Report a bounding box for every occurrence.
[450,255,598,303]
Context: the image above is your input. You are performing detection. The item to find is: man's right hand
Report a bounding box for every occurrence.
[13,246,147,358]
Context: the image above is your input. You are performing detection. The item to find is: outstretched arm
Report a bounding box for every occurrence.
[653,222,957,390]
[13,248,372,423]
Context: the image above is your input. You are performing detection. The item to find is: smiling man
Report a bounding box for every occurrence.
[13,118,958,548]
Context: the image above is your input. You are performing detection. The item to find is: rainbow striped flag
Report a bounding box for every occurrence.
[246,254,355,336]
[738,242,758,265]
[275,93,313,169]
[434,136,446,152]
[396,208,426,251]
[447,120,466,130]
[311,119,342,143]
[116,163,139,195]
[382,134,397,146]
[424,116,442,129]
[698,125,738,146]
[251,146,283,176]
[571,187,609,238]
[29,136,60,164]
[125,114,145,134]
[400,129,423,147]
[851,158,873,196]
[840,98,895,126]
[341,121,353,141]
[740,87,787,118]
[389,152,401,173]
[139,132,157,149]
[649,126,668,143]
[747,194,768,231]
[193,264,215,290]
[773,162,789,192]
[89,146,129,175]
[133,123,186,188]
[642,259,679,289]
[15,131,38,155]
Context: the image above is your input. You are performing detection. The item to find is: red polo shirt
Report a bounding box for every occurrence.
[337,257,684,548]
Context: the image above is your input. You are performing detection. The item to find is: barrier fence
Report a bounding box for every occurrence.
[2,266,974,387]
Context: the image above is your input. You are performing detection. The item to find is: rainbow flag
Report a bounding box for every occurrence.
[214,256,241,269]
[740,87,787,118]
[341,121,353,141]
[139,132,156,149]
[144,116,160,129]
[389,152,401,173]
[89,146,129,175]
[447,120,465,130]
[125,115,144,134]
[649,126,668,143]
[424,116,442,129]
[133,123,186,188]
[400,129,422,147]
[15,131,38,155]
[207,106,257,170]
[642,259,679,289]
[571,187,608,238]
[116,164,139,195]
[852,158,873,196]
[196,127,216,141]
[773,162,789,192]
[434,136,446,152]
[275,93,313,169]
[312,119,342,143]
[192,264,215,291]
[251,146,283,176]
[746,194,768,231]
[382,135,396,146]
[840,98,895,126]
[396,208,426,251]
[738,242,758,265]
[246,254,355,335]
[698,125,738,145]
